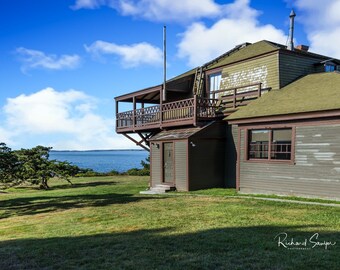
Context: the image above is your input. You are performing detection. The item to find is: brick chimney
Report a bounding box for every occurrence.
[295,45,309,52]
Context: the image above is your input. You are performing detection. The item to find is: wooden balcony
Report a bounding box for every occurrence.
[116,96,219,133]
[115,82,266,133]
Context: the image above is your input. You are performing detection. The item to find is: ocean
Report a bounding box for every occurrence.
[49,150,149,173]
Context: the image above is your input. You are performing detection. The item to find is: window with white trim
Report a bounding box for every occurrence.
[209,72,222,99]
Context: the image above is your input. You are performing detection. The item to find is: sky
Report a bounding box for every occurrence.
[1,0,340,150]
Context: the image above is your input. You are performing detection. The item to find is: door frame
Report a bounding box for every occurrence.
[161,141,175,185]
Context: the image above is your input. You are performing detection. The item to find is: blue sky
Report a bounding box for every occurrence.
[1,0,340,150]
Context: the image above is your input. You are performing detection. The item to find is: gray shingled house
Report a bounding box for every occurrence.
[114,39,340,200]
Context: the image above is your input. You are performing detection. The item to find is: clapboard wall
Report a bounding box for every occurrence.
[150,142,162,186]
[174,141,188,191]
[279,51,324,88]
[239,124,340,200]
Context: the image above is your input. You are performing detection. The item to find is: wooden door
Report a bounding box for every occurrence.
[163,142,174,183]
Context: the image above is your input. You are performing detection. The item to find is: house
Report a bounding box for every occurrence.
[226,72,340,200]
[115,38,340,200]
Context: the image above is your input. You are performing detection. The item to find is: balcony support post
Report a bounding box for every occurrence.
[132,96,136,130]
[122,133,150,152]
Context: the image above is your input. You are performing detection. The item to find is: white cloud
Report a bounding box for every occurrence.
[116,0,222,22]
[2,88,135,150]
[4,88,91,133]
[72,0,223,22]
[293,0,340,58]
[16,47,81,73]
[71,0,107,9]
[85,40,162,67]
[178,0,287,66]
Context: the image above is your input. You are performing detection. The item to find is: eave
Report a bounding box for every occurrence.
[226,109,340,125]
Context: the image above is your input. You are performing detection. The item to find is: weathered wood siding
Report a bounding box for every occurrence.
[220,53,279,91]
[225,125,238,188]
[174,141,188,191]
[278,52,323,88]
[239,125,340,200]
[150,143,162,186]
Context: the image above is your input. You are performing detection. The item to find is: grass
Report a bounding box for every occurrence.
[0,176,339,270]
[188,188,340,205]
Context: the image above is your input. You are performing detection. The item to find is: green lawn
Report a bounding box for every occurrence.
[0,176,339,270]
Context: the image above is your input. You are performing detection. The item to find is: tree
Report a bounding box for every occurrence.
[15,146,54,189]
[50,160,78,185]
[1,143,82,189]
[0,143,21,186]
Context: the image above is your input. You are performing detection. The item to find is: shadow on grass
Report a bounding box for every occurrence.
[50,180,119,190]
[0,225,338,270]
[0,193,163,219]
[13,180,118,191]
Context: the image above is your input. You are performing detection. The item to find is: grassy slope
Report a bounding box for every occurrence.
[0,176,339,270]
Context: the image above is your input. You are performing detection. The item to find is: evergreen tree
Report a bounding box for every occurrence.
[0,143,21,186]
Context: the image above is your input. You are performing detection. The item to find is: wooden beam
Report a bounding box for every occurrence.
[137,132,149,146]
[122,133,150,152]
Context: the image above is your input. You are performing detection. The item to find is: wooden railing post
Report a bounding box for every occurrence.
[193,95,197,126]
[233,88,237,108]
[258,83,262,97]
[132,96,136,129]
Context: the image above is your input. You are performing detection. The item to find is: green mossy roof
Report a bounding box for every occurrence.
[166,40,280,84]
[225,72,340,121]
[207,41,280,69]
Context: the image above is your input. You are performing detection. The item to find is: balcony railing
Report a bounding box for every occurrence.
[116,82,266,132]
[116,96,219,132]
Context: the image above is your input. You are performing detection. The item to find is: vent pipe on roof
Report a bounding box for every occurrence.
[163,25,167,102]
[288,9,296,51]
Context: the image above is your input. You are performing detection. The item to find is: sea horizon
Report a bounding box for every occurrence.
[49,149,149,173]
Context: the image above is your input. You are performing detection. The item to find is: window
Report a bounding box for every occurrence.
[248,130,269,159]
[209,72,222,99]
[248,128,292,161]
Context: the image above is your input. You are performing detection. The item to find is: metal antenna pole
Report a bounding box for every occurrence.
[163,25,167,102]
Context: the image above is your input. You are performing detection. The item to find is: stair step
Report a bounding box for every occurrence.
[140,190,160,195]
[155,184,172,190]
[139,185,176,195]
